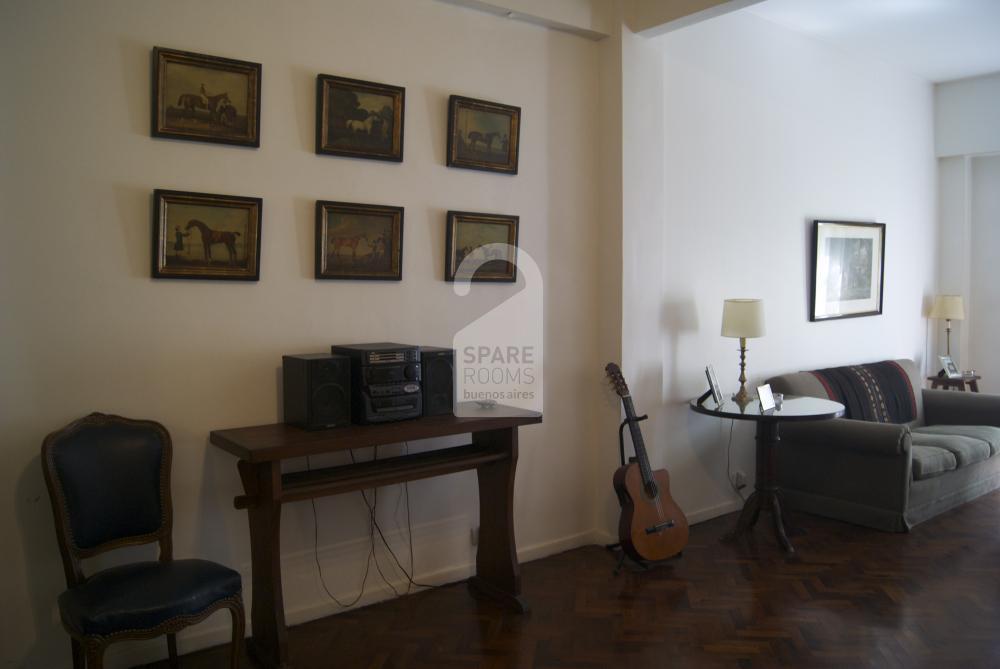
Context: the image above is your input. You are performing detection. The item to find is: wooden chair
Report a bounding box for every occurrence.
[41,413,244,668]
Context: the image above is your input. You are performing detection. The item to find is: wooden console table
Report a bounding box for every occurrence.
[928,374,981,392]
[210,405,542,669]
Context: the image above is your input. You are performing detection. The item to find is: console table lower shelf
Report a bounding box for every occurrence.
[210,407,542,669]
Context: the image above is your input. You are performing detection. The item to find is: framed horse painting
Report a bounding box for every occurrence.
[315,201,404,281]
[152,189,262,281]
[446,96,520,175]
[152,47,262,147]
[316,74,405,161]
[444,211,519,282]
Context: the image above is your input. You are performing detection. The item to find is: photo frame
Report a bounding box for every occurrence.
[446,95,520,175]
[316,74,404,162]
[152,47,261,147]
[757,384,776,412]
[315,201,403,281]
[939,355,961,379]
[152,189,262,281]
[705,365,724,406]
[445,211,519,282]
[811,220,886,321]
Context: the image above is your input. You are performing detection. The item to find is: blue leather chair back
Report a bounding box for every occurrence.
[43,414,171,557]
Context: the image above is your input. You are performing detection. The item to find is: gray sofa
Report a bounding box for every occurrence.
[767,359,1000,532]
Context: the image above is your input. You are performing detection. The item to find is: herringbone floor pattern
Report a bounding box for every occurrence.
[144,491,1000,668]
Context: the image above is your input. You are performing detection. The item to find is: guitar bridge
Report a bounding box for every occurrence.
[645,520,675,535]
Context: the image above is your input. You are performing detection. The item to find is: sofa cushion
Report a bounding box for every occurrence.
[910,446,957,480]
[912,427,995,468]
[914,425,1000,457]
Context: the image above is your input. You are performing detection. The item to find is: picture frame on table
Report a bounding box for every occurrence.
[705,365,724,406]
[315,201,403,281]
[152,189,262,281]
[939,355,961,379]
[151,47,261,147]
[316,74,405,162]
[445,211,519,282]
[446,95,520,175]
[810,220,886,321]
[757,384,776,412]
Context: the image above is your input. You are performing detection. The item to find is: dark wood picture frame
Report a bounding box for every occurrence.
[152,47,262,147]
[316,74,405,161]
[315,201,404,281]
[447,95,520,175]
[445,211,519,282]
[152,189,262,281]
[810,220,886,321]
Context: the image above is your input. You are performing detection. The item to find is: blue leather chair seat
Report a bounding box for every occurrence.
[58,559,241,637]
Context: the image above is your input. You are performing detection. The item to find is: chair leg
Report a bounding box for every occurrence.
[70,638,84,669]
[229,596,246,669]
[85,643,104,669]
[167,633,179,668]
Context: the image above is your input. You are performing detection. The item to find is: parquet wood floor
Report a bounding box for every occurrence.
[142,490,1000,668]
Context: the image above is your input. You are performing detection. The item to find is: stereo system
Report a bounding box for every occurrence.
[284,343,456,427]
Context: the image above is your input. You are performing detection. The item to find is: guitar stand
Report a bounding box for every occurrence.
[605,542,683,576]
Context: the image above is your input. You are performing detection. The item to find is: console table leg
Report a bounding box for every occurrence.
[238,461,290,668]
[468,427,527,613]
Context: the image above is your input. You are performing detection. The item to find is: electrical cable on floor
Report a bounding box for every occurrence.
[726,419,747,502]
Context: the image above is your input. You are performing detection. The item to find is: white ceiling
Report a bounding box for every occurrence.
[745,0,1000,83]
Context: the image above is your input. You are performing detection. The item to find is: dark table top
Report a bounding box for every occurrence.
[210,403,542,463]
[689,395,844,422]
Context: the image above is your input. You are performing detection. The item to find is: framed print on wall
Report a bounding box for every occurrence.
[445,211,519,282]
[315,201,403,280]
[151,47,262,147]
[316,74,405,161]
[446,95,520,175]
[811,220,886,321]
[152,189,262,280]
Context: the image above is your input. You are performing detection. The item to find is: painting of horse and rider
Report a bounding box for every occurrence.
[316,201,403,281]
[447,95,521,175]
[153,47,261,147]
[316,74,405,161]
[153,190,262,281]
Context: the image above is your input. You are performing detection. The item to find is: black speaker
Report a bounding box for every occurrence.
[282,353,351,429]
[420,346,454,416]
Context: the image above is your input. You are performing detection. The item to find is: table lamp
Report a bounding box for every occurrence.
[721,299,765,406]
[929,295,964,356]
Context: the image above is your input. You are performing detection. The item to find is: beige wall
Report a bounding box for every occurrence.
[0,1,609,666]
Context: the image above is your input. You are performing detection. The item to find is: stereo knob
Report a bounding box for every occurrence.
[404,364,418,381]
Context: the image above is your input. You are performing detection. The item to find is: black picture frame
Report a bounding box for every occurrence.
[446,95,520,175]
[151,47,262,148]
[152,189,262,281]
[316,74,405,161]
[315,201,403,281]
[810,220,886,322]
[445,211,519,282]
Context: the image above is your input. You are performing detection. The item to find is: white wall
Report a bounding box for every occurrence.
[935,72,1000,157]
[616,10,937,527]
[0,1,608,666]
[969,155,1000,390]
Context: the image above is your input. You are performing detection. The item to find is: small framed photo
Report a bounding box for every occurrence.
[152,47,261,147]
[445,211,519,282]
[757,384,776,412]
[316,201,403,281]
[447,95,520,175]
[152,190,262,281]
[939,355,961,379]
[811,220,886,321]
[705,365,724,406]
[316,74,404,162]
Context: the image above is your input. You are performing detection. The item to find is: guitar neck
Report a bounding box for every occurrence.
[621,395,654,484]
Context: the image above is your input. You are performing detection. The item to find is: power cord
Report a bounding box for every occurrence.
[725,419,747,501]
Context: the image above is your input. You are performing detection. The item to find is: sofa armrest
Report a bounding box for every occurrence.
[923,389,1000,427]
[779,418,911,457]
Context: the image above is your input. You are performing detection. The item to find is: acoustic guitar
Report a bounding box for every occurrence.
[606,363,689,563]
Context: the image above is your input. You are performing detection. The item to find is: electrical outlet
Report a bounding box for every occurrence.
[733,471,747,488]
[470,527,479,546]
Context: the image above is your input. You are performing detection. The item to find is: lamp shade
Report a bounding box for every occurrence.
[721,299,765,338]
[929,295,965,321]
